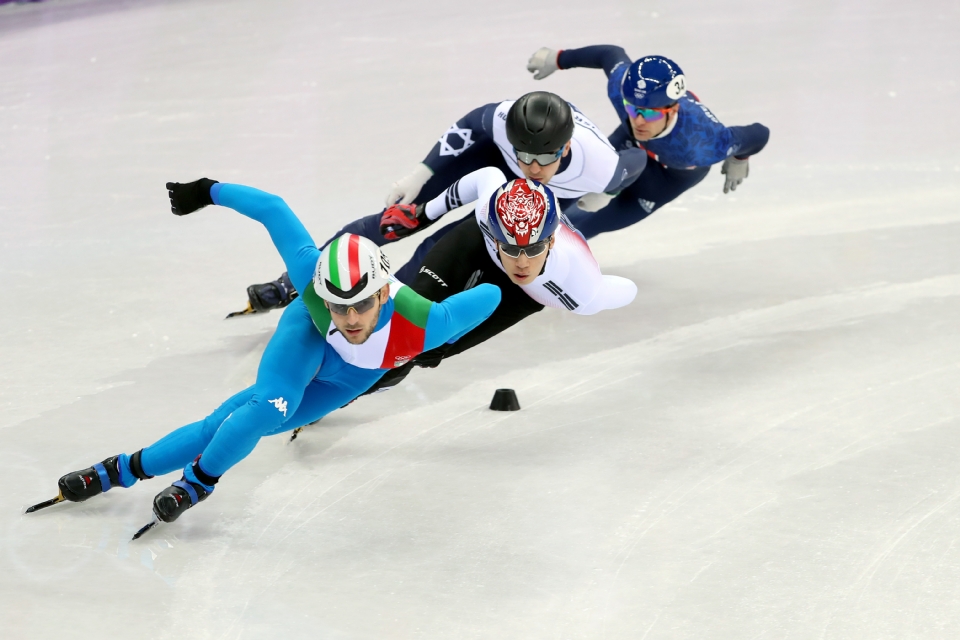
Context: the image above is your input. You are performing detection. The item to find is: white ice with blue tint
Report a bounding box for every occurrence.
[1,0,959,638]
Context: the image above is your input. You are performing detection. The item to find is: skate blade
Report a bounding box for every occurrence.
[288,427,304,442]
[132,517,161,540]
[224,302,257,319]
[25,492,65,514]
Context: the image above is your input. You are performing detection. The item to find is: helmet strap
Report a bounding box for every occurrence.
[539,248,551,276]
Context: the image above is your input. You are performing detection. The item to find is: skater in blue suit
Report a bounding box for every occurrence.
[526,44,770,238]
[27,178,500,533]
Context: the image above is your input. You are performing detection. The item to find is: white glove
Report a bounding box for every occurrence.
[576,192,616,212]
[721,156,750,194]
[527,47,560,80]
[385,163,434,206]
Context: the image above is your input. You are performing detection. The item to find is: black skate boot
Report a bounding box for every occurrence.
[27,450,152,513]
[57,455,123,503]
[226,272,298,318]
[151,460,218,523]
[59,449,152,501]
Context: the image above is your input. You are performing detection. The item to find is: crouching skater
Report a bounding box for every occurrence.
[25,178,501,538]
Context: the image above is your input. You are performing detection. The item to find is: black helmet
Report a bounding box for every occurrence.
[505,91,575,154]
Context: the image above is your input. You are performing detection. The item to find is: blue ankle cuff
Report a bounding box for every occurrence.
[183,464,215,494]
[116,453,139,488]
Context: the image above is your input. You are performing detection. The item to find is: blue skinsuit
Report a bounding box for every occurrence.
[131,183,500,481]
[556,45,771,238]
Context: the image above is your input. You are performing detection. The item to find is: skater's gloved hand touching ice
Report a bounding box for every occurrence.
[380,202,434,240]
[527,47,560,80]
[720,157,749,194]
[167,178,219,215]
[385,163,433,206]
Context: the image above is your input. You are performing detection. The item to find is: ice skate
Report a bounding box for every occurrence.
[226,273,298,318]
[148,460,217,527]
[151,477,211,523]
[26,451,151,514]
[132,477,210,539]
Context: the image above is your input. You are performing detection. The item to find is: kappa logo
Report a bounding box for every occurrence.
[268,397,288,416]
[438,125,475,157]
[419,266,448,287]
[638,199,656,213]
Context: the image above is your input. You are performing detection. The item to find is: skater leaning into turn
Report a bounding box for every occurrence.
[234,90,648,315]
[526,44,771,238]
[319,165,638,404]
[26,179,500,535]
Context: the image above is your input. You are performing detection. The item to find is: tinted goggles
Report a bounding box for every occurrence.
[498,239,550,259]
[514,147,564,166]
[622,100,672,122]
[327,293,379,316]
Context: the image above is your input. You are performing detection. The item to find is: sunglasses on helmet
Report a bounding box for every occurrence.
[497,239,550,259]
[327,293,380,316]
[622,100,673,122]
[514,147,564,166]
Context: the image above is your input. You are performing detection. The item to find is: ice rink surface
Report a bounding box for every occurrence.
[1,0,959,637]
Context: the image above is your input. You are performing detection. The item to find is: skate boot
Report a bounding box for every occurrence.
[28,450,152,513]
[226,272,298,318]
[248,271,298,312]
[58,450,151,502]
[152,459,218,523]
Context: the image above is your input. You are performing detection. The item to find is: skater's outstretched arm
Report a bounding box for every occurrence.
[423,282,502,350]
[422,166,507,222]
[211,184,320,294]
[527,45,630,81]
[557,45,631,77]
[166,178,320,293]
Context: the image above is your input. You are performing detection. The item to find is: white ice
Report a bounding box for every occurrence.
[1,0,959,637]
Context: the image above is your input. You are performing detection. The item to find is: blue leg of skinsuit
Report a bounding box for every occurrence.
[137,300,334,478]
[564,129,711,239]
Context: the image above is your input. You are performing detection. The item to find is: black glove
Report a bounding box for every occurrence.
[412,343,450,369]
[246,272,299,312]
[166,178,218,216]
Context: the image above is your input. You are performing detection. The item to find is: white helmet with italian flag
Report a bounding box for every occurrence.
[314,233,392,304]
